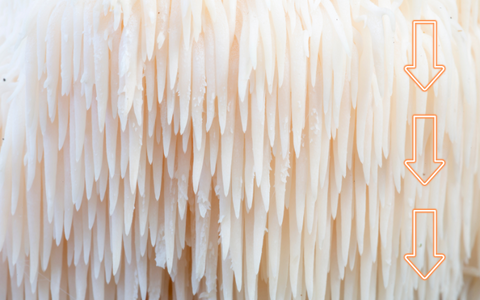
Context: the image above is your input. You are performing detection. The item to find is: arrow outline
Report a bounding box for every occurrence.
[404,209,446,280]
[404,115,445,186]
[404,20,446,92]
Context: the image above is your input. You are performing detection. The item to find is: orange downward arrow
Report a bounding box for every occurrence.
[404,20,445,91]
[404,209,445,280]
[404,115,445,186]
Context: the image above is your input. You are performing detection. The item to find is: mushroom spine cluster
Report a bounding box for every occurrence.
[1,0,480,299]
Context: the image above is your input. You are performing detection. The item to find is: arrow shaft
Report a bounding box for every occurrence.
[411,21,438,67]
[411,209,437,256]
[411,115,438,161]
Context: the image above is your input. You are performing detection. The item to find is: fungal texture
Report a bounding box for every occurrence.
[1,0,480,299]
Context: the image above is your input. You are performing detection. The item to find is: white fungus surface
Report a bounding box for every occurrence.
[1,0,480,299]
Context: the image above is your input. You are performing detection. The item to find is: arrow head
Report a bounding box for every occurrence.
[404,65,446,92]
[404,253,446,280]
[404,159,445,186]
